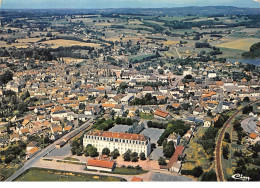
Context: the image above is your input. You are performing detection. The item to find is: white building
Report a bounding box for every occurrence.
[208,72,217,78]
[83,130,151,157]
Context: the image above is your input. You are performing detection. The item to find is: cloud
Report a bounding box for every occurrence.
[254,0,260,3]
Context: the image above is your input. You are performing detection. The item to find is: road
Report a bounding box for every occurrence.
[173,75,184,88]
[5,118,93,181]
[0,117,27,128]
[215,99,260,182]
[174,47,181,59]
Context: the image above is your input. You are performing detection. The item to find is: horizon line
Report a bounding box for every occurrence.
[1,5,260,10]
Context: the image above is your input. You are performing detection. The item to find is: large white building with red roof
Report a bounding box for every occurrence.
[83,130,151,157]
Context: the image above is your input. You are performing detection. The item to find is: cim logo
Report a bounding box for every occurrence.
[231,174,250,181]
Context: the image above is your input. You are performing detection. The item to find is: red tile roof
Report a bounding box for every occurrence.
[131,177,143,182]
[154,109,169,118]
[87,159,115,169]
[167,145,184,168]
[249,132,259,139]
[87,130,147,141]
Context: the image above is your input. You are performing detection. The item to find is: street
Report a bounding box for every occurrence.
[5,118,93,181]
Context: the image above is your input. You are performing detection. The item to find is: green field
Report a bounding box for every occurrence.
[15,168,126,181]
[109,167,148,175]
[129,54,156,62]
[140,113,154,120]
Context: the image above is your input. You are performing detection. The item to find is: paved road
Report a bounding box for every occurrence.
[241,117,259,135]
[152,172,193,181]
[215,99,260,182]
[5,118,93,181]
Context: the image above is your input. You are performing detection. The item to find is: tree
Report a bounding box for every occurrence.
[111,149,120,159]
[201,170,217,181]
[84,144,99,157]
[192,166,204,178]
[140,152,146,160]
[102,148,110,155]
[115,117,121,124]
[71,138,82,155]
[131,152,139,162]
[222,144,229,159]
[123,150,131,161]
[224,132,231,143]
[126,118,132,125]
[163,141,175,158]
[242,105,253,114]
[243,97,250,102]
[158,157,167,165]
[147,121,153,127]
[4,154,15,164]
[0,70,13,86]
[88,146,99,157]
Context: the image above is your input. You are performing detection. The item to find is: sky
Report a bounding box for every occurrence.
[1,0,260,9]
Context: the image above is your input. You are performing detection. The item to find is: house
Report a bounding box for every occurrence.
[193,107,203,115]
[248,132,260,143]
[167,145,184,172]
[26,141,39,152]
[78,114,87,122]
[143,86,154,94]
[167,133,181,147]
[26,146,40,160]
[120,95,134,105]
[172,161,182,173]
[50,124,62,134]
[131,177,143,182]
[154,109,171,120]
[86,159,116,172]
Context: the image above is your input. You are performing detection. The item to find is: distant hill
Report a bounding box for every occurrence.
[242,42,260,58]
[3,6,260,16]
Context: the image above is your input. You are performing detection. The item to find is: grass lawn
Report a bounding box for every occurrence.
[140,113,154,120]
[218,47,244,59]
[129,54,156,62]
[104,167,148,175]
[15,168,126,181]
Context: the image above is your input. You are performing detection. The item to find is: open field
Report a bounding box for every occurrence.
[15,168,126,181]
[41,39,101,48]
[216,38,260,51]
[162,40,179,46]
[182,127,211,171]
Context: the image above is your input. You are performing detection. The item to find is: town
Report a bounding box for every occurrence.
[0,7,259,182]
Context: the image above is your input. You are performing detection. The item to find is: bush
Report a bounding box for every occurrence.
[158,157,167,166]
[201,170,217,181]
[111,149,120,159]
[140,152,146,160]
[182,166,203,178]
[163,141,175,158]
[123,150,131,161]
[102,148,110,155]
